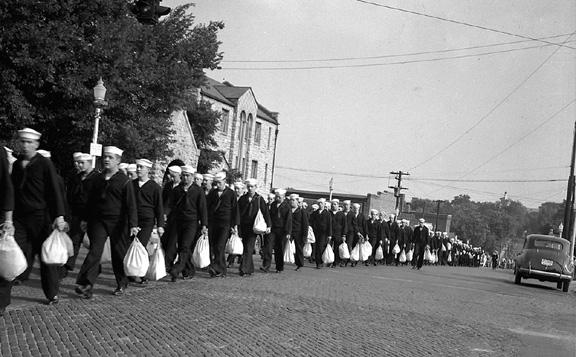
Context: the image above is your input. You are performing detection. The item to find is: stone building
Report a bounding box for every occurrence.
[199,77,279,192]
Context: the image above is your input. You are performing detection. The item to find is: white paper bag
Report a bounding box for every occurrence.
[322,244,334,264]
[307,226,315,243]
[375,245,384,260]
[123,237,150,277]
[100,237,112,263]
[0,231,28,281]
[145,244,167,281]
[283,239,295,264]
[41,229,70,265]
[225,233,244,255]
[399,249,407,263]
[192,234,211,268]
[303,242,312,258]
[339,242,350,260]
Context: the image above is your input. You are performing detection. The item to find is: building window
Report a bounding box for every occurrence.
[264,163,268,185]
[254,122,262,145]
[267,127,272,149]
[221,109,229,133]
[241,158,246,175]
[245,114,253,141]
[239,111,246,140]
[251,160,258,179]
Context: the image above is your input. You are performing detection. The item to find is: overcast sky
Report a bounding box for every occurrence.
[165,0,575,207]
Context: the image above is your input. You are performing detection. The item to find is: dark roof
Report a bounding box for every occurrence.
[200,77,279,125]
[257,105,278,125]
[201,78,234,106]
[287,188,366,201]
[526,234,569,243]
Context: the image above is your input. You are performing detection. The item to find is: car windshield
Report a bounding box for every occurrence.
[532,239,563,251]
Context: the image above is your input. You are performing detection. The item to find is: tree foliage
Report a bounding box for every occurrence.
[0,0,223,175]
[187,99,224,173]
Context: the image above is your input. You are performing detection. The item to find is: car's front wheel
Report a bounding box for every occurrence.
[514,271,521,285]
[562,280,570,293]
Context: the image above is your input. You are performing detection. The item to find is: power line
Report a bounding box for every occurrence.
[275,165,389,178]
[408,178,567,183]
[223,33,575,63]
[458,99,576,178]
[354,0,576,50]
[407,32,575,172]
[222,41,568,71]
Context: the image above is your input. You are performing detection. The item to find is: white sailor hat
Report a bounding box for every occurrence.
[194,173,204,179]
[317,197,326,204]
[119,163,129,170]
[181,165,195,174]
[135,158,153,168]
[127,164,137,172]
[37,149,51,158]
[18,128,41,141]
[245,178,258,186]
[342,200,351,205]
[289,193,299,200]
[103,146,123,157]
[297,197,304,203]
[233,181,245,189]
[79,153,92,161]
[311,204,319,210]
[418,218,425,223]
[370,209,379,214]
[73,152,83,161]
[274,188,287,196]
[331,198,340,204]
[267,193,276,199]
[168,165,182,174]
[202,173,214,180]
[213,172,226,182]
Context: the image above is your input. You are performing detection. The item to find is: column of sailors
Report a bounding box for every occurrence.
[0,129,483,314]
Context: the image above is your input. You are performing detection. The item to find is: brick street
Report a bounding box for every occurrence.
[1,252,575,357]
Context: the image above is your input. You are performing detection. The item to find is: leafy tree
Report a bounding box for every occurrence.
[0,1,223,176]
[186,99,225,173]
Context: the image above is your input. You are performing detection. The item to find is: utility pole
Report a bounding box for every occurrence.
[434,200,442,232]
[563,121,576,241]
[389,171,409,214]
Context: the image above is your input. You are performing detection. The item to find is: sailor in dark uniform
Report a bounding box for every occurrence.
[329,199,347,267]
[206,172,239,278]
[289,194,308,271]
[0,146,15,316]
[164,165,208,281]
[267,188,292,273]
[238,178,270,276]
[132,158,164,283]
[75,146,139,298]
[10,128,68,304]
[65,152,98,272]
[310,198,332,269]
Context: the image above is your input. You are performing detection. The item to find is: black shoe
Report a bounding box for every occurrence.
[47,296,59,305]
[220,274,227,278]
[170,275,177,282]
[295,267,301,271]
[75,285,93,299]
[113,286,125,296]
[316,265,321,269]
[259,267,269,273]
[275,270,282,273]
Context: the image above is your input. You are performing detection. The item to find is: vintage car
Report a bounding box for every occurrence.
[514,234,574,292]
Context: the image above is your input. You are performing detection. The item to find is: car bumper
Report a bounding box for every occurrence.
[518,267,572,280]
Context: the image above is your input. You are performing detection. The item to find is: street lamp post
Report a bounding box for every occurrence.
[92,78,108,167]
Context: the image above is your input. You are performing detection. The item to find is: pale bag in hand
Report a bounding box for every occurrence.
[41,229,71,265]
[424,247,432,262]
[392,243,401,255]
[339,242,350,260]
[145,243,167,281]
[146,228,161,256]
[350,244,360,261]
[303,242,312,258]
[322,244,334,264]
[406,249,414,262]
[101,237,112,263]
[192,233,211,268]
[307,226,315,243]
[375,245,384,260]
[359,241,372,262]
[82,233,90,249]
[399,249,407,263]
[0,230,28,281]
[283,239,295,264]
[253,209,267,234]
[123,237,150,277]
[447,253,452,263]
[225,233,244,255]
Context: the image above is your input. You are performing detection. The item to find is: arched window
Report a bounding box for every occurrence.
[245,114,253,141]
[239,111,246,140]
